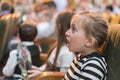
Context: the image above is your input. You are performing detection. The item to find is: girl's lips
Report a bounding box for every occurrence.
[66,37,70,46]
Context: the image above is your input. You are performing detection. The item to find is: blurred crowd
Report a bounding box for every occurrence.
[1,0,119,38]
[0,0,120,77]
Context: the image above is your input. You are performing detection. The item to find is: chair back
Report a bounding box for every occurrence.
[0,13,19,59]
[103,24,120,80]
[37,37,57,53]
[31,71,64,80]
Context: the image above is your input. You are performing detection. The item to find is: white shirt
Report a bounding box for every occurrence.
[36,16,56,39]
[54,0,67,11]
[48,45,75,72]
[2,41,37,76]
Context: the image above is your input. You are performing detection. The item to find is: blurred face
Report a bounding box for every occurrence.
[41,5,49,11]
[65,18,89,53]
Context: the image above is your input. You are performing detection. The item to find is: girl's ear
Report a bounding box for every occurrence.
[85,37,96,47]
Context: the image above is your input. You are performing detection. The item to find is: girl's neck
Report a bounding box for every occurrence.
[81,48,97,57]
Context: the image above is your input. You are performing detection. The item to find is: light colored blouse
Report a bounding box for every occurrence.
[39,45,75,73]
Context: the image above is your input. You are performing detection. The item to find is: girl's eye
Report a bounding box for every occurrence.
[71,24,76,33]
[72,27,75,33]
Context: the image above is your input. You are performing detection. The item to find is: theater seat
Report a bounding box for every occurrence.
[103,24,120,80]
[31,71,64,80]
[37,37,57,53]
[0,13,20,75]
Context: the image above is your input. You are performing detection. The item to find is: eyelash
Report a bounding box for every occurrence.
[71,26,75,33]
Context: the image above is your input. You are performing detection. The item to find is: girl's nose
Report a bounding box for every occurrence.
[65,29,70,37]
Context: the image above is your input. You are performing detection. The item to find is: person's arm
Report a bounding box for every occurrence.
[2,50,18,76]
[38,63,47,71]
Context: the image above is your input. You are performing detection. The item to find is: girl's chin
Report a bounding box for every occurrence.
[66,44,75,52]
[69,48,77,53]
[66,43,69,47]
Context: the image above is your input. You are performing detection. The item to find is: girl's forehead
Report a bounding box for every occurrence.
[71,14,80,23]
[71,15,83,27]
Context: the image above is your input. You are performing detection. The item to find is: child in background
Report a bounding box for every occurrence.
[2,21,42,79]
[63,11,108,80]
[27,11,75,78]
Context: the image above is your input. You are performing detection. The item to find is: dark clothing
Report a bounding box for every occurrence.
[27,44,42,67]
[14,44,42,75]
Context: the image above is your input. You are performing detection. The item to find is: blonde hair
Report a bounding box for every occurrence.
[72,11,108,48]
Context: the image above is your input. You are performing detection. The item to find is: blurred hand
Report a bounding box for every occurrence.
[27,65,41,78]
[31,65,39,70]
[28,70,41,78]
[27,69,41,78]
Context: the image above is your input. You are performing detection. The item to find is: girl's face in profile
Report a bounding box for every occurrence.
[65,16,89,53]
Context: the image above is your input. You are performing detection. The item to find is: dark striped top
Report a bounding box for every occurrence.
[63,52,107,80]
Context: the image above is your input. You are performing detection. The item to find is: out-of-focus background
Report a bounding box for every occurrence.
[0,0,120,77]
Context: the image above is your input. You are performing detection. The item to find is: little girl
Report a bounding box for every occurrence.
[63,11,108,80]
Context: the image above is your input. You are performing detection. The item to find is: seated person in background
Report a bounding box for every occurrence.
[103,4,120,25]
[2,21,42,79]
[0,0,14,17]
[27,11,75,78]
[36,1,57,39]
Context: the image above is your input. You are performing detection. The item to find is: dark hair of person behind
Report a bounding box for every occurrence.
[55,11,74,60]
[1,1,14,13]
[42,1,56,8]
[105,4,113,12]
[19,22,37,41]
[46,11,74,64]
